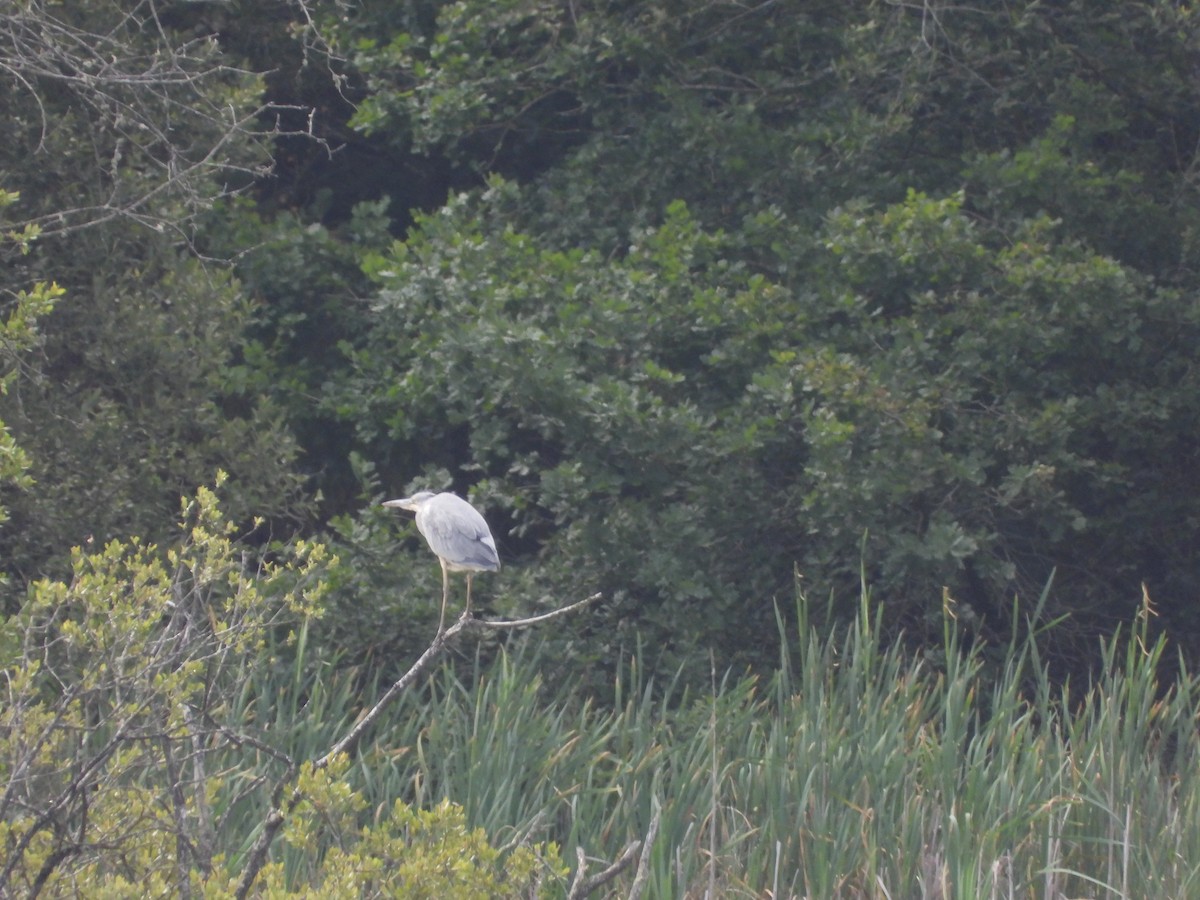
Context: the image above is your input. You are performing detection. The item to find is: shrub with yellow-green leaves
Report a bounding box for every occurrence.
[0,474,323,895]
[267,762,563,898]
[0,477,562,897]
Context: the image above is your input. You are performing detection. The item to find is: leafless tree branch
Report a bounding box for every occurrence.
[233,591,604,900]
[0,0,333,246]
[628,797,661,900]
[565,794,659,899]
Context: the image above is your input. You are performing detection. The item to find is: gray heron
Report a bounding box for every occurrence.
[383,491,500,633]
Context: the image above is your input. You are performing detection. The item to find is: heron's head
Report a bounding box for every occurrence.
[382,490,437,513]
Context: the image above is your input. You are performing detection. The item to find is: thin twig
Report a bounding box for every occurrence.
[462,592,604,631]
[564,795,662,900]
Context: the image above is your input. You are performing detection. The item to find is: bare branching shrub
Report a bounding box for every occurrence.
[0,0,322,245]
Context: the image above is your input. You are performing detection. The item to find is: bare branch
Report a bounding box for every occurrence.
[567,838,642,900]
[462,591,604,631]
[628,798,661,900]
[233,591,603,900]
[0,0,332,246]
[315,592,602,768]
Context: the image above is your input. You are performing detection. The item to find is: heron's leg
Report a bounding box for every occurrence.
[438,558,450,634]
[463,573,474,620]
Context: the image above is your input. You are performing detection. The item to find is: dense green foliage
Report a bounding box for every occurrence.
[311,0,1200,673]
[3,6,1200,888]
[3,0,1199,668]
[0,1,311,600]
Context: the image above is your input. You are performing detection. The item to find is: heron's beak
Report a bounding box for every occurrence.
[382,497,416,511]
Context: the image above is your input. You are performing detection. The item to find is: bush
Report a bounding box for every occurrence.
[328,179,1200,681]
[0,477,562,896]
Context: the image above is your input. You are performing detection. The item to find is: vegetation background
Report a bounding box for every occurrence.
[2,1,1199,896]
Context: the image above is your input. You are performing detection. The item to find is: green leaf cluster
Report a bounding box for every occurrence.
[275,782,563,898]
[0,275,63,525]
[0,479,320,893]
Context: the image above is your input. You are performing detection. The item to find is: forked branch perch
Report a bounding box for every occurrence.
[234,591,603,899]
[566,798,661,900]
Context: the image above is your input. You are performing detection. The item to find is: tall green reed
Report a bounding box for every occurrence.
[220,582,1200,898]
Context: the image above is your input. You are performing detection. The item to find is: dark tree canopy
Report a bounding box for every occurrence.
[3,0,1199,678]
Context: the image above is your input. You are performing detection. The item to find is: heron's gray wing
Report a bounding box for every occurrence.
[417,496,500,571]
